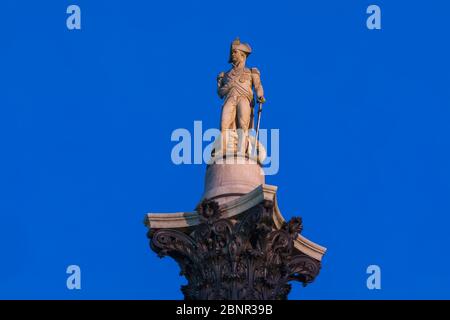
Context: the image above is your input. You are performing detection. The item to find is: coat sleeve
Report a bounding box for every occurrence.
[217,72,227,99]
[251,68,264,100]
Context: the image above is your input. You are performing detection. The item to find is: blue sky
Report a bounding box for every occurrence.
[1,0,449,299]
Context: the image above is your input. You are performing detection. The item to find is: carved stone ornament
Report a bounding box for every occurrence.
[147,197,322,300]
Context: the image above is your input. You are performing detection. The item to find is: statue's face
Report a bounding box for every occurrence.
[231,49,246,65]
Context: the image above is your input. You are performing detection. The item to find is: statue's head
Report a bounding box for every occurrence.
[228,37,252,65]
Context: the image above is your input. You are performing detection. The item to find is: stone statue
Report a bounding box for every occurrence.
[216,38,265,156]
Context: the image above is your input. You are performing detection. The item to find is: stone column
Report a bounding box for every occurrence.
[144,157,326,300]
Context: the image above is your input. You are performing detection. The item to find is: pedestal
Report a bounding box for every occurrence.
[202,154,265,205]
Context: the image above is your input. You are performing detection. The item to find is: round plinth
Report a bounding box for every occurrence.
[201,154,265,205]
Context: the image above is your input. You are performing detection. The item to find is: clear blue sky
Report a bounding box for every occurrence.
[1,0,449,299]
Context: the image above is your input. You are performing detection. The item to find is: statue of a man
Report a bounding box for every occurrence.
[217,38,265,156]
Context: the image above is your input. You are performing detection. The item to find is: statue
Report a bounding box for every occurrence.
[216,38,265,157]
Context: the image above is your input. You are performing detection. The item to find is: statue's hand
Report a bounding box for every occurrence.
[257,96,266,104]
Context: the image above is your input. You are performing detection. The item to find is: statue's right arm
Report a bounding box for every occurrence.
[217,72,227,98]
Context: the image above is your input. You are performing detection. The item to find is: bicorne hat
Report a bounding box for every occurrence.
[228,37,252,63]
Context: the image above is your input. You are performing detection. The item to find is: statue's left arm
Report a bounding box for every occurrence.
[251,67,265,103]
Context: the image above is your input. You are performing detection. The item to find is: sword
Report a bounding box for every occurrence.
[254,101,263,157]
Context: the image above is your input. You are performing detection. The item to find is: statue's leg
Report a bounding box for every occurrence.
[236,97,251,156]
[220,98,237,156]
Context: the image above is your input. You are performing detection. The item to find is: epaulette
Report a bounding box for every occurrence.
[250,67,260,75]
